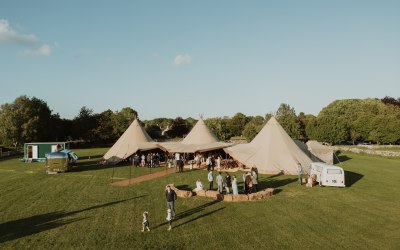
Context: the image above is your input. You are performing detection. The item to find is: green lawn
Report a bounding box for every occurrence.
[0,148,399,249]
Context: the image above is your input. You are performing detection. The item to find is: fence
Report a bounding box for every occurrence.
[0,150,23,158]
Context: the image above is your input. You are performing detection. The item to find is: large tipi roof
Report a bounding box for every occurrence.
[158,118,232,153]
[103,119,159,165]
[224,117,312,175]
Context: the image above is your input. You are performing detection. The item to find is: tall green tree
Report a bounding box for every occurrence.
[242,116,265,142]
[71,106,98,142]
[0,96,54,146]
[275,103,301,139]
[92,109,116,143]
[206,117,232,141]
[112,107,138,137]
[228,112,249,137]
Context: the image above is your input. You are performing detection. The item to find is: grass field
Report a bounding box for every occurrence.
[1,148,399,249]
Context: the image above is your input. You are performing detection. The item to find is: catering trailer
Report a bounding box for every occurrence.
[46,149,78,173]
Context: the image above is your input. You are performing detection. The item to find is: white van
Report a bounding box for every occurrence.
[310,162,345,187]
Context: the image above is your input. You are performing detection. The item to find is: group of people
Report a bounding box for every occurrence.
[140,162,305,233]
[242,167,258,194]
[205,170,241,195]
[131,153,161,168]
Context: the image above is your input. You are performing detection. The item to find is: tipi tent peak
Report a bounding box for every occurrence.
[158,118,232,153]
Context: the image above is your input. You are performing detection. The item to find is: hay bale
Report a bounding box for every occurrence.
[222,194,233,202]
[264,188,274,197]
[195,190,207,197]
[205,190,219,198]
[232,194,249,202]
[248,192,263,200]
[176,190,193,198]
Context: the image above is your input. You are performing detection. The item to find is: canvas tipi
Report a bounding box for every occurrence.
[158,118,232,153]
[224,117,312,175]
[102,119,159,164]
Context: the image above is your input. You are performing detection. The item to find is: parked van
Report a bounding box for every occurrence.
[310,162,345,187]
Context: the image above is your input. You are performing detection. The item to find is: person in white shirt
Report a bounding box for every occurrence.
[194,179,203,192]
[207,170,213,190]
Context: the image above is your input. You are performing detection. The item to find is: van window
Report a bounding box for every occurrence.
[327,169,342,174]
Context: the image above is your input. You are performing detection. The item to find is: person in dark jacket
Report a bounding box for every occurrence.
[165,185,177,218]
[225,173,232,194]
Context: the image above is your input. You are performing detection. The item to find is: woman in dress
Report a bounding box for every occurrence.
[232,175,238,195]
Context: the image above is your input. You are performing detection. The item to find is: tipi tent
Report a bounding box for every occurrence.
[103,119,159,165]
[224,117,312,175]
[158,119,232,153]
[306,140,334,164]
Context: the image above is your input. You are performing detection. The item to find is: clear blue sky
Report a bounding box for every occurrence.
[1,1,399,120]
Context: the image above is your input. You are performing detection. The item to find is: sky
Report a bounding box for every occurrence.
[1,1,399,120]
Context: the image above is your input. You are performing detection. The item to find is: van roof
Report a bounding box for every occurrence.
[311,162,343,170]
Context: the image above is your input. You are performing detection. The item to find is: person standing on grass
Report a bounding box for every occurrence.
[225,173,232,194]
[211,155,215,171]
[165,185,177,218]
[297,162,303,185]
[232,175,238,195]
[206,155,212,171]
[141,211,150,232]
[166,208,172,231]
[252,169,258,192]
[242,172,247,193]
[216,172,224,194]
[217,155,221,172]
[245,172,253,194]
[208,169,214,190]
[141,154,146,167]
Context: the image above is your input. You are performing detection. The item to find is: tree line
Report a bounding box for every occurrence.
[0,95,399,148]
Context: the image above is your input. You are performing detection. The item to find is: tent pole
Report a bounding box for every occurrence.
[111,165,115,184]
[129,159,132,185]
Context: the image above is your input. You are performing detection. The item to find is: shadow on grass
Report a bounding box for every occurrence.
[242,176,297,192]
[0,196,145,244]
[334,152,352,164]
[175,184,191,191]
[174,207,225,229]
[78,155,104,160]
[153,200,222,229]
[345,171,364,187]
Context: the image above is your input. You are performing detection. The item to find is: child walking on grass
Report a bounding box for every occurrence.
[166,209,172,230]
[141,211,150,232]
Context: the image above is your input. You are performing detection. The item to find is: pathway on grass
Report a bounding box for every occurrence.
[111,168,175,186]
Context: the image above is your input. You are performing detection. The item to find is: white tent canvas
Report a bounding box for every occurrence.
[225,117,312,175]
[103,119,159,165]
[158,119,232,153]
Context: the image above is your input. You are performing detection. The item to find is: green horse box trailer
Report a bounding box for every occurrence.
[23,142,70,162]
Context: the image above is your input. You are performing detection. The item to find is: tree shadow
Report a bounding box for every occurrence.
[345,171,364,187]
[78,155,104,160]
[334,152,352,164]
[175,185,191,191]
[257,177,297,190]
[153,200,221,229]
[0,196,145,243]
[174,207,225,229]
[70,160,131,173]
